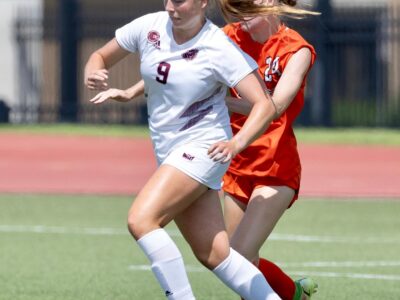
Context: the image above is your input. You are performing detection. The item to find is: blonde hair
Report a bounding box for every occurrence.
[218,0,319,22]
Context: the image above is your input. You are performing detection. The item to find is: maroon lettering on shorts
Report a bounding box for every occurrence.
[182,153,195,161]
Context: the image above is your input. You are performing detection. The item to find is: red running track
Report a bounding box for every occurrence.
[0,133,399,198]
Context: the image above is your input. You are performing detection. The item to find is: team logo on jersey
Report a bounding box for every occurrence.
[147,30,161,49]
[181,48,199,61]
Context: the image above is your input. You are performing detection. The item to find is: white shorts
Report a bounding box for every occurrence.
[162,143,230,190]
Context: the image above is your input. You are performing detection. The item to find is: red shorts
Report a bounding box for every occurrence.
[222,171,299,207]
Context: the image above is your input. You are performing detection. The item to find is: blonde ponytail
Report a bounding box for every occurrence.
[218,0,319,22]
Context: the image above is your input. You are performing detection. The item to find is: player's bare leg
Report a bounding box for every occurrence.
[224,186,317,300]
[228,186,293,261]
[175,189,280,299]
[127,164,208,299]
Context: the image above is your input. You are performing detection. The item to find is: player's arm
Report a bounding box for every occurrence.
[272,47,312,115]
[208,71,277,162]
[84,38,130,91]
[225,95,252,115]
[230,72,277,150]
[225,47,312,117]
[89,80,145,104]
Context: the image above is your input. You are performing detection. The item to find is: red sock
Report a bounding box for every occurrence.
[258,258,296,300]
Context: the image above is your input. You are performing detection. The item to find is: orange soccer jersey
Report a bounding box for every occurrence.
[223,23,316,204]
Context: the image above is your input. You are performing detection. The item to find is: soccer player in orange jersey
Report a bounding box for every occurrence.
[220,0,318,299]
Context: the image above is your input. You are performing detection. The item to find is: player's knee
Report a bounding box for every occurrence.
[195,243,230,270]
[127,211,155,240]
[126,213,141,239]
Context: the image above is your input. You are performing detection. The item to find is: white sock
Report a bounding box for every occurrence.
[137,228,195,300]
[212,248,281,300]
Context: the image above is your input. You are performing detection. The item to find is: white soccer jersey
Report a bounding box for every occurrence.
[116,11,258,164]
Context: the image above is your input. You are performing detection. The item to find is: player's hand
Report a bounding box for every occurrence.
[85,69,109,91]
[90,88,131,104]
[208,140,239,164]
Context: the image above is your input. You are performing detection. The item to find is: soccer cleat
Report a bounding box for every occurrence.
[294,277,318,299]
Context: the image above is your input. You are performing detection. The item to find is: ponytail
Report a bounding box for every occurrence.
[218,0,319,22]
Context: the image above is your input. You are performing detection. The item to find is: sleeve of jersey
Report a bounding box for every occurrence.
[115,14,149,53]
[210,35,258,88]
[279,32,317,70]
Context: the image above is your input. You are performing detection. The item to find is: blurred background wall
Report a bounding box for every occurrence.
[0,0,42,122]
[1,0,399,127]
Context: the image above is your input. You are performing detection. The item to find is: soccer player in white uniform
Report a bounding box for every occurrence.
[84,0,280,299]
